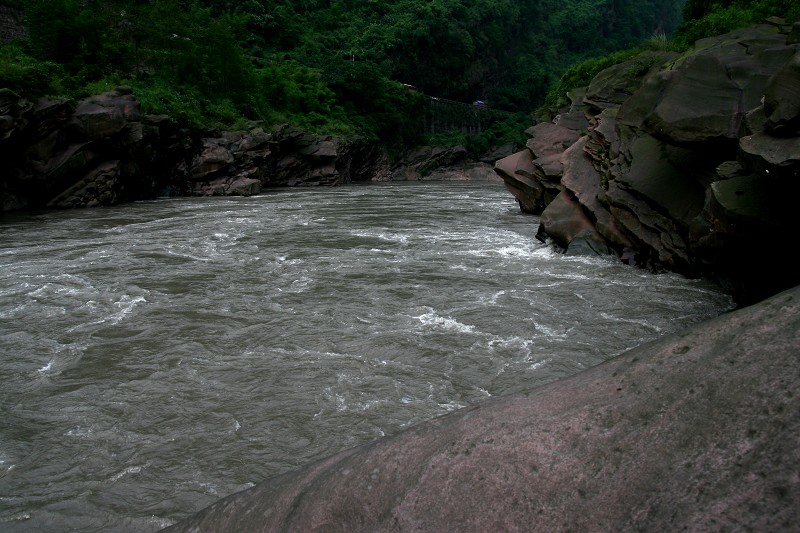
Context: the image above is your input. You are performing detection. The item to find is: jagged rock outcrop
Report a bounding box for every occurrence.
[0,85,501,210]
[0,89,393,210]
[496,21,800,305]
[162,283,800,533]
[0,86,159,210]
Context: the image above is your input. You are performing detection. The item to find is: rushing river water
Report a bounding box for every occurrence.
[0,182,734,531]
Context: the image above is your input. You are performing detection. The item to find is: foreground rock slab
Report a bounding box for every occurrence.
[163,285,800,532]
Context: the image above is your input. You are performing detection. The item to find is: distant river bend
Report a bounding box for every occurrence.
[0,182,734,531]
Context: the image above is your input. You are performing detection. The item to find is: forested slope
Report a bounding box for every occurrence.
[2,0,685,148]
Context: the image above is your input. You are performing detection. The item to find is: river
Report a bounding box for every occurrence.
[0,182,734,531]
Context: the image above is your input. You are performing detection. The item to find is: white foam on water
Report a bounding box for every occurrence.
[350,229,410,244]
[479,290,506,305]
[37,360,54,374]
[110,463,149,483]
[531,321,570,339]
[527,359,547,370]
[495,245,539,258]
[0,453,15,474]
[166,247,211,262]
[487,335,534,352]
[415,310,476,334]
[65,426,93,438]
[107,295,147,325]
[436,400,466,411]
[599,312,662,333]
[537,270,592,281]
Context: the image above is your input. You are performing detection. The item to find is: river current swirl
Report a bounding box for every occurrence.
[0,182,733,531]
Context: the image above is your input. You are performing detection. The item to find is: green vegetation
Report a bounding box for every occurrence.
[675,0,800,47]
[540,48,644,112]
[10,0,792,152]
[681,0,800,44]
[539,0,798,117]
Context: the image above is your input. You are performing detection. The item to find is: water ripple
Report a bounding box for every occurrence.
[0,183,734,531]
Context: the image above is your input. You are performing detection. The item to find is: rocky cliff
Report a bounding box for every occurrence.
[0,87,396,211]
[0,86,504,212]
[495,20,800,306]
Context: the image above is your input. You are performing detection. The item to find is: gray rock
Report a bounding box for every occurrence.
[537,189,608,253]
[764,51,800,136]
[645,53,744,144]
[162,285,800,533]
[494,24,800,304]
[583,52,675,111]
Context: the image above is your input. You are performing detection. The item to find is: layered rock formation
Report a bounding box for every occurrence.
[495,21,800,305]
[161,283,800,533]
[0,88,393,211]
[0,85,505,211]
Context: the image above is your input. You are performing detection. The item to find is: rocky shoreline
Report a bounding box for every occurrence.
[0,87,499,213]
[496,20,800,306]
[7,23,797,306]
[160,22,800,532]
[162,283,800,533]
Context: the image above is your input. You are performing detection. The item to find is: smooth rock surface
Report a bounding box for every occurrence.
[163,285,800,533]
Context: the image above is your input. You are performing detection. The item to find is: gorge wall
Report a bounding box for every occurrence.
[496,20,800,306]
[0,86,396,211]
[0,87,499,212]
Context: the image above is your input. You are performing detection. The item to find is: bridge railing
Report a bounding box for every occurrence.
[420,95,517,136]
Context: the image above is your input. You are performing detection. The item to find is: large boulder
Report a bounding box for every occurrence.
[494,149,553,213]
[162,284,800,533]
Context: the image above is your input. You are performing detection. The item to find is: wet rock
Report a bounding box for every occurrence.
[494,149,554,214]
[190,140,235,180]
[162,284,800,533]
[537,190,608,255]
[763,51,800,136]
[0,91,394,206]
[494,23,800,304]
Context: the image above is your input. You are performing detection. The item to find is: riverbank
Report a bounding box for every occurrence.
[0,87,502,212]
[496,20,800,307]
[162,281,799,533]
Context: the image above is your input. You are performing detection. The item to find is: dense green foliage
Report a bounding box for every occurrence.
[539,0,798,117]
[677,0,800,45]
[17,0,781,152]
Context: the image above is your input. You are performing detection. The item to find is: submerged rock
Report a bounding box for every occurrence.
[162,284,800,533]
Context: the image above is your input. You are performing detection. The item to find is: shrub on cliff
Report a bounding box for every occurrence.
[0,42,64,96]
[676,0,800,46]
[539,49,643,114]
[539,0,800,118]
